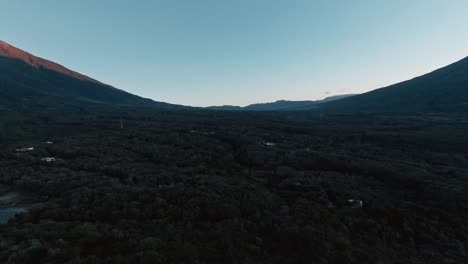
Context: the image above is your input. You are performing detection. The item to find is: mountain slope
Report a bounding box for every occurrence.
[321,57,468,113]
[208,94,355,111]
[0,40,182,111]
[0,40,102,84]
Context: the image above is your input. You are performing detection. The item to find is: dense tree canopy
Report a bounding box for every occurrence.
[1,110,467,263]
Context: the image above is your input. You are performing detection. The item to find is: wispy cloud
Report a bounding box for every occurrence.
[325,88,349,96]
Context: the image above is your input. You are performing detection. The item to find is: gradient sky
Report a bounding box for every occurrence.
[1,0,468,106]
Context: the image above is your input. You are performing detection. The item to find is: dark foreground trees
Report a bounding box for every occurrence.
[0,111,467,263]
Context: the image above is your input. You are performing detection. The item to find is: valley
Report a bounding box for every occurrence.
[0,32,467,263]
[0,111,467,263]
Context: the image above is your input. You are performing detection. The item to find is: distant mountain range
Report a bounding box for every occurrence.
[321,57,468,113]
[0,40,183,113]
[207,94,355,111]
[1,40,467,114]
[207,57,468,113]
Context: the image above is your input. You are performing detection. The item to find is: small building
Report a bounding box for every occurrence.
[16,147,34,152]
[41,157,56,162]
[347,199,363,208]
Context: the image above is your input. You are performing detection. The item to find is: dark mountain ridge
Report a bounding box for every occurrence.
[0,40,103,85]
[321,57,468,112]
[2,39,467,114]
[0,40,184,113]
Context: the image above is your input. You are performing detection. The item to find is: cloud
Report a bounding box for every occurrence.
[325,88,349,96]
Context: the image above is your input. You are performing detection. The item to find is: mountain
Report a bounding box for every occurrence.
[321,57,468,113]
[0,40,182,113]
[207,94,355,111]
[0,40,103,84]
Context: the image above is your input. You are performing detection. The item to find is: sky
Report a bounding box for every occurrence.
[1,0,468,107]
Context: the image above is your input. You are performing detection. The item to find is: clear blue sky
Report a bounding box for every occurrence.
[1,0,468,106]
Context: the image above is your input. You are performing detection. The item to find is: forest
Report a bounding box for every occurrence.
[1,109,468,263]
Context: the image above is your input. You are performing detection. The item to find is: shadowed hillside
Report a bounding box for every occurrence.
[322,57,468,113]
[0,41,184,113]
